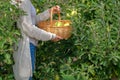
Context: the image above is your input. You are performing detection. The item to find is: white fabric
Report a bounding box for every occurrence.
[29,3,38,46]
[13,0,56,80]
[30,4,36,25]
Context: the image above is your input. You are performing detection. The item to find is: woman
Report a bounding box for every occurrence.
[12,0,62,80]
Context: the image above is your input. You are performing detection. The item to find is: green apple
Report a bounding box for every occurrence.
[64,23,70,27]
[71,10,77,16]
[54,21,63,27]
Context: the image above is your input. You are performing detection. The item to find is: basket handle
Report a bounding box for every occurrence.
[50,8,61,25]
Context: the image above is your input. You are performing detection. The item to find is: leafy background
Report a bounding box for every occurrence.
[0,0,120,80]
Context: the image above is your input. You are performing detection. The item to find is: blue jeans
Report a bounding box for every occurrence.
[29,43,36,80]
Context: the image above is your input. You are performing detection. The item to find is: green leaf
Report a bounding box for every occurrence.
[62,75,75,80]
[0,77,2,80]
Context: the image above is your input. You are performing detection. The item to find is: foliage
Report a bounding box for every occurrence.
[0,0,120,80]
[34,0,120,80]
[0,0,22,79]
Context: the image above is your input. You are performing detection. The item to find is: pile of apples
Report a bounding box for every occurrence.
[54,21,70,27]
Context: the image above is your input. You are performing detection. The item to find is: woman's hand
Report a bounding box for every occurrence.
[51,35,63,42]
[49,5,61,14]
[49,6,62,42]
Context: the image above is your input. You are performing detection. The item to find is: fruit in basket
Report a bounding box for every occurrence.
[64,23,70,27]
[54,21,63,27]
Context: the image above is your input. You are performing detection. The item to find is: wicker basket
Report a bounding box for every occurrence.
[37,9,72,39]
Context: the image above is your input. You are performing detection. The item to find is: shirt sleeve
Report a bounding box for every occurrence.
[35,9,50,24]
[18,0,56,41]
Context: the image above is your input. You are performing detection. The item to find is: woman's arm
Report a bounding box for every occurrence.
[36,9,50,24]
[18,0,56,41]
[35,5,61,24]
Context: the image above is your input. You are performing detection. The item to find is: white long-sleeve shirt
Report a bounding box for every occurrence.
[29,2,56,45]
[29,3,38,45]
